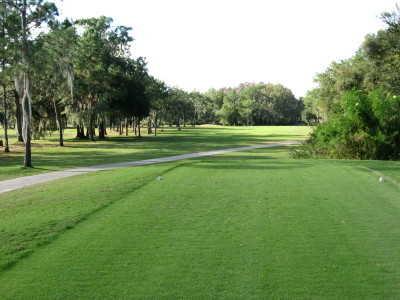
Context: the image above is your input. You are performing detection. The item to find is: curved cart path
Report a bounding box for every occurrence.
[0,141,298,195]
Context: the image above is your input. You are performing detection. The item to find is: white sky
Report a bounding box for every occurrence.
[56,0,396,97]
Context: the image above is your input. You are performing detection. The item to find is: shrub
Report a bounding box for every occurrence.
[294,89,400,160]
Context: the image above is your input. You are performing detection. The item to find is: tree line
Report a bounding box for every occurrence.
[0,1,304,168]
[297,7,400,160]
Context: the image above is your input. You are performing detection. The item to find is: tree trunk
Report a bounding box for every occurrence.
[89,127,95,140]
[58,124,64,146]
[154,114,158,137]
[125,118,129,136]
[13,89,23,142]
[134,117,137,136]
[21,76,32,167]
[1,7,9,153]
[52,99,63,146]
[81,125,85,138]
[98,120,106,139]
[76,124,85,139]
[137,118,141,137]
[21,1,32,167]
[148,118,152,134]
[2,84,9,152]
[88,114,95,141]
[23,114,32,167]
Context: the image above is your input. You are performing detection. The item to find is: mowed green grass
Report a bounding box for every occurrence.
[0,126,310,180]
[1,147,400,298]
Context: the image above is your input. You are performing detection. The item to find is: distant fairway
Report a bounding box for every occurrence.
[0,126,310,180]
[1,142,400,298]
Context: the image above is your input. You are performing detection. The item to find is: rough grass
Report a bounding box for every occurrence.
[0,126,311,180]
[0,147,400,298]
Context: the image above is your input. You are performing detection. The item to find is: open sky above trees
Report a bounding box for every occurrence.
[56,0,396,97]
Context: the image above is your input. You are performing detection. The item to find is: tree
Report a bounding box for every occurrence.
[73,17,135,140]
[214,83,302,126]
[0,1,10,152]
[166,88,196,129]
[32,20,76,146]
[302,89,322,125]
[218,89,242,125]
[145,77,168,135]
[6,0,58,167]
[297,5,400,160]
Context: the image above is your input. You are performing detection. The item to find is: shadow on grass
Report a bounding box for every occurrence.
[62,134,306,149]
[191,156,313,171]
[0,162,187,272]
[0,127,309,180]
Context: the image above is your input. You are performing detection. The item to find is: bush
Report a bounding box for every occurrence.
[294,89,400,160]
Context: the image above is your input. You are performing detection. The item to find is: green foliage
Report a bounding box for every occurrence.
[300,6,400,160]
[218,89,244,125]
[298,89,400,159]
[1,3,168,152]
[216,83,303,126]
[306,54,368,122]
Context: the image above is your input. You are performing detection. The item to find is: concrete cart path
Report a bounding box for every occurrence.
[0,141,298,195]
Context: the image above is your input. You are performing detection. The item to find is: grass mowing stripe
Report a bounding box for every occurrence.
[0,162,184,272]
[1,150,400,298]
[357,165,400,189]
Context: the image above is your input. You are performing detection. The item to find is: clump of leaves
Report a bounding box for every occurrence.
[293,89,400,160]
